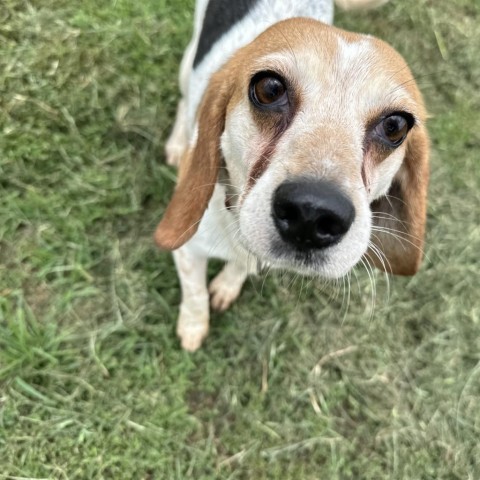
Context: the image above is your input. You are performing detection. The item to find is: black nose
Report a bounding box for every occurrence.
[272,180,355,250]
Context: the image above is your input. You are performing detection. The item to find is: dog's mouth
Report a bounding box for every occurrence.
[238,232,355,279]
[270,241,324,269]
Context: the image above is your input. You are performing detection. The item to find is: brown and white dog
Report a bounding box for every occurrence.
[155,0,429,351]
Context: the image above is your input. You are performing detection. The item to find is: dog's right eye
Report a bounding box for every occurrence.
[250,72,288,109]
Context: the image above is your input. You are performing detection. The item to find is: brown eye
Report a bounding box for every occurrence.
[250,73,288,109]
[375,114,411,146]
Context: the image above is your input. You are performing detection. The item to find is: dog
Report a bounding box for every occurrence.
[155,0,429,351]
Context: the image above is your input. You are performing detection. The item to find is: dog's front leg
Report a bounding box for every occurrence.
[173,246,209,352]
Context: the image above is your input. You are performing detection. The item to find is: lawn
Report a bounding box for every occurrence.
[0,0,479,478]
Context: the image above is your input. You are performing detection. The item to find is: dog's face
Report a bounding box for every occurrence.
[156,19,429,277]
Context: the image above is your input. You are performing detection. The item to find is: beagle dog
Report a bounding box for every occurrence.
[155,0,429,351]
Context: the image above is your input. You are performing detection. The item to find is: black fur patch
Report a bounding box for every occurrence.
[193,0,260,67]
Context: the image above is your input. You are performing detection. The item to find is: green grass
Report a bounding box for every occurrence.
[0,0,479,478]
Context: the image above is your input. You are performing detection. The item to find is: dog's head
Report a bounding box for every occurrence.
[156,18,429,278]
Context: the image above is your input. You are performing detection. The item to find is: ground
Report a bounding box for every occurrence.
[0,0,479,478]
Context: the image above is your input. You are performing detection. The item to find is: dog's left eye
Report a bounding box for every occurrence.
[250,72,288,109]
[374,114,413,147]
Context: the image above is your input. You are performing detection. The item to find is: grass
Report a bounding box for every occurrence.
[0,0,479,478]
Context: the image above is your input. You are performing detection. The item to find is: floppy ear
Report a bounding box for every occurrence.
[154,70,233,250]
[367,124,430,275]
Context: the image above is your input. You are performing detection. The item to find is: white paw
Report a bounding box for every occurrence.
[208,273,243,312]
[177,313,209,352]
[178,325,208,352]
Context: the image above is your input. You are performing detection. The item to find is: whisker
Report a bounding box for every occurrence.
[359,256,377,322]
[366,239,392,301]
[340,270,352,323]
[371,226,424,252]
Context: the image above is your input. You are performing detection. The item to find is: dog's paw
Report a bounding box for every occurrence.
[208,270,244,312]
[177,315,209,352]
